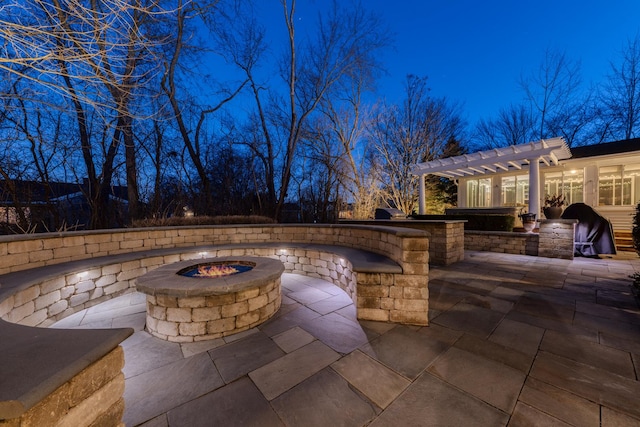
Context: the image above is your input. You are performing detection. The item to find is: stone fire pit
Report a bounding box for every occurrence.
[135,256,283,342]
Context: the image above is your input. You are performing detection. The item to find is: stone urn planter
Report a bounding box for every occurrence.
[519,212,537,232]
[543,206,563,219]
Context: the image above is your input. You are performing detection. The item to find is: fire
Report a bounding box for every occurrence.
[194,264,240,277]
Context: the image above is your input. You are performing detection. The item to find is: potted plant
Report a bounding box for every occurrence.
[543,194,565,219]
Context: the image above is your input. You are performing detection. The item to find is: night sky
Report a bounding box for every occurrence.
[258,0,640,127]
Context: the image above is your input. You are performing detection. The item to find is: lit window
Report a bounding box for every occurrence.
[545,170,583,205]
[598,164,640,206]
[501,175,529,207]
[466,178,492,207]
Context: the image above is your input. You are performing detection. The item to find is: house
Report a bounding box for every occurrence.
[412,138,640,235]
[0,179,128,232]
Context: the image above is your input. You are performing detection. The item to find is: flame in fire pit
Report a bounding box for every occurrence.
[194,264,239,277]
[178,262,254,278]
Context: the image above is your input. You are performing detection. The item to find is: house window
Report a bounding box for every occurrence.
[0,206,24,224]
[598,164,640,206]
[501,175,529,207]
[545,170,583,205]
[466,178,491,207]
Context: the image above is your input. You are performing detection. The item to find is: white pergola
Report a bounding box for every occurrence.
[411,137,572,217]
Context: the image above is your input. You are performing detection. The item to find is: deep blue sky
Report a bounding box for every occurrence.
[369,0,640,126]
[255,1,640,127]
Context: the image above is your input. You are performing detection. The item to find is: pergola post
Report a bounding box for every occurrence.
[529,157,540,218]
[418,174,426,215]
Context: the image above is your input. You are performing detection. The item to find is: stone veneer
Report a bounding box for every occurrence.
[0,224,430,425]
[138,257,284,342]
[0,346,126,427]
[465,219,578,259]
[465,231,539,256]
[341,220,465,266]
[537,219,578,259]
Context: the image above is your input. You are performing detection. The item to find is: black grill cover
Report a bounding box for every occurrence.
[561,203,617,257]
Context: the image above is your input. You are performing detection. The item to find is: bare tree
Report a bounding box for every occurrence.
[473,49,595,149]
[214,0,388,220]
[313,103,382,220]
[160,0,249,215]
[601,35,640,140]
[302,34,388,220]
[518,49,595,146]
[0,0,172,227]
[369,75,465,215]
[473,104,535,150]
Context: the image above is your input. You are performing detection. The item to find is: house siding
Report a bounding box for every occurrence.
[457,142,640,232]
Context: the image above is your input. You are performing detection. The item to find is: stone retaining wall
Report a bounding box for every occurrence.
[465,219,578,259]
[0,224,422,274]
[341,220,465,266]
[465,231,539,256]
[0,224,429,328]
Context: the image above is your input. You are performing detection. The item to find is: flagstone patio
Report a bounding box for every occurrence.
[53,251,640,426]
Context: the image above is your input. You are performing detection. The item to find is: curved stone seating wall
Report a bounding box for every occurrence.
[0,224,429,425]
[0,224,430,327]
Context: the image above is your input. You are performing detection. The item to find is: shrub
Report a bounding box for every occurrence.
[630,272,640,293]
[411,214,515,232]
[131,215,277,228]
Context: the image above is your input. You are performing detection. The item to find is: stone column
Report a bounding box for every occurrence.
[529,157,540,218]
[418,174,426,215]
[538,219,578,259]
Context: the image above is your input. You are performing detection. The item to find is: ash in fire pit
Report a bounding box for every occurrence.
[178,262,253,278]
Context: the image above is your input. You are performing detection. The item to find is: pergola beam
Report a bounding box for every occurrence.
[411,137,571,177]
[412,137,572,216]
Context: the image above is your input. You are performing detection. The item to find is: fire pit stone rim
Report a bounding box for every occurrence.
[135,256,284,297]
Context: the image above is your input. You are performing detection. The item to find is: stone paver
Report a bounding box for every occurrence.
[123,352,223,426]
[270,368,377,426]
[360,325,451,379]
[121,331,184,379]
[259,305,321,337]
[331,350,410,409]
[307,293,353,315]
[518,377,600,427]
[432,301,505,338]
[369,373,510,427]
[208,331,285,383]
[272,326,316,353]
[53,253,640,426]
[300,312,370,354]
[427,346,525,413]
[488,318,545,356]
[166,377,283,427]
[249,340,341,400]
[540,330,636,378]
[530,352,640,419]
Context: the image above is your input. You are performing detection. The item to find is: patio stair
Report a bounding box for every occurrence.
[615,230,635,252]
